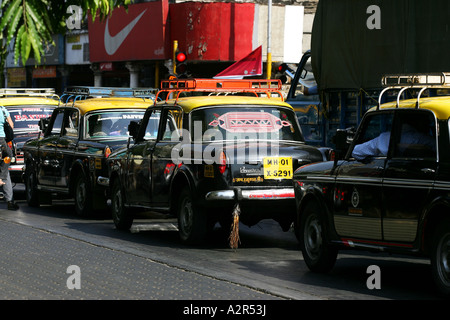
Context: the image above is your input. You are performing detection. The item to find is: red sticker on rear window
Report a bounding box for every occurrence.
[208,112,291,133]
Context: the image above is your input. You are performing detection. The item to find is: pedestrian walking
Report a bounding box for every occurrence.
[0,106,18,210]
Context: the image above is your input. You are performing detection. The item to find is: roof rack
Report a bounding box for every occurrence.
[382,73,450,87]
[0,88,58,99]
[157,78,284,103]
[61,86,157,105]
[378,72,450,109]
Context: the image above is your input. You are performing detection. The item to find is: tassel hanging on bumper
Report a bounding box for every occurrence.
[229,188,242,249]
[229,202,241,249]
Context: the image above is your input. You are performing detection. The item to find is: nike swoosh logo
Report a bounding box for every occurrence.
[104,9,147,55]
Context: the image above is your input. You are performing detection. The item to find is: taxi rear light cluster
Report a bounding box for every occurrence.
[105,147,112,158]
[218,151,227,174]
[2,141,13,164]
[329,149,336,161]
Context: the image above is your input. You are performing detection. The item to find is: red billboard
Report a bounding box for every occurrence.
[170,2,255,62]
[88,1,169,62]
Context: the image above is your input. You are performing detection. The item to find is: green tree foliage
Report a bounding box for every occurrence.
[0,0,132,66]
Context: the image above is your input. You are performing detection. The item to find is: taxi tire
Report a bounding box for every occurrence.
[299,201,337,273]
[25,167,40,207]
[177,187,207,245]
[430,218,450,296]
[74,173,93,217]
[111,179,133,230]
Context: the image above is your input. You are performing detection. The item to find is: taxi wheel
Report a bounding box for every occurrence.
[300,201,337,273]
[177,187,207,245]
[25,168,40,207]
[431,218,450,296]
[111,179,133,230]
[74,173,93,217]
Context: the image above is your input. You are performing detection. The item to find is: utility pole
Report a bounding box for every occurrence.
[266,0,272,79]
[173,40,178,75]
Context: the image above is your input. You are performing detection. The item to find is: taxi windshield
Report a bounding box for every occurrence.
[191,106,304,142]
[7,105,55,130]
[85,110,145,139]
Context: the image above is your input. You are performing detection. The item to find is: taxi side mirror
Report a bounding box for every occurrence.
[128,121,139,140]
[39,118,50,134]
[332,127,355,160]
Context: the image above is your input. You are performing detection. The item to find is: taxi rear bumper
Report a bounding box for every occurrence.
[205,188,295,201]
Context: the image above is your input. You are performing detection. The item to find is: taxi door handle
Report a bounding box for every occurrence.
[421,168,435,174]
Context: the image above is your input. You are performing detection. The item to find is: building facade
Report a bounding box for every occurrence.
[3,0,318,93]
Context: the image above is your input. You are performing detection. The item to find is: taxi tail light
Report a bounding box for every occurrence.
[218,151,227,174]
[329,149,335,161]
[2,142,13,163]
[105,147,112,158]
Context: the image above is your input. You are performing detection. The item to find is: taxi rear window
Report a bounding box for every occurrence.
[191,106,304,142]
[7,106,55,130]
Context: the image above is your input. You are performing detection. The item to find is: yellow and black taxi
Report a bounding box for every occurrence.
[293,73,450,295]
[0,88,59,183]
[22,87,155,216]
[105,79,331,246]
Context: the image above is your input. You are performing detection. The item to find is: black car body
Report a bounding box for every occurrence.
[293,73,450,295]
[106,79,330,245]
[22,87,154,216]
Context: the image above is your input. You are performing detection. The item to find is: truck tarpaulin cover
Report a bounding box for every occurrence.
[312,0,450,91]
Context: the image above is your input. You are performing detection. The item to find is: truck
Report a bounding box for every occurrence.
[285,0,450,147]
